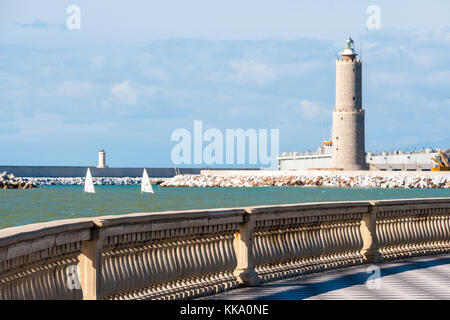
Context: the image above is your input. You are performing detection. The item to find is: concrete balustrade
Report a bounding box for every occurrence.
[0,219,93,299]
[0,198,449,300]
[373,199,450,260]
[248,201,368,282]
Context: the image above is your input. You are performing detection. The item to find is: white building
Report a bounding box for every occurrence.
[278,146,449,171]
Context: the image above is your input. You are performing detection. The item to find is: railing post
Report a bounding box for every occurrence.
[233,212,260,287]
[360,202,382,264]
[78,227,103,300]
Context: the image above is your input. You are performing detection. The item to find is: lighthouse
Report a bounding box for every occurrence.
[332,37,368,170]
[97,149,107,168]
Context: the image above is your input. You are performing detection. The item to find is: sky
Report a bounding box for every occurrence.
[0,0,449,167]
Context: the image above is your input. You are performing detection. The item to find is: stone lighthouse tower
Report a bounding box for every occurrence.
[332,37,368,170]
[97,149,107,168]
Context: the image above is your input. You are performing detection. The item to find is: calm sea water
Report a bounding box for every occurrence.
[0,186,449,229]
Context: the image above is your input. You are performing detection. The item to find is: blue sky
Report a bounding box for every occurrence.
[0,0,449,167]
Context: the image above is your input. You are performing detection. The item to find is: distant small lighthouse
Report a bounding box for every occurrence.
[97,149,107,168]
[332,37,368,170]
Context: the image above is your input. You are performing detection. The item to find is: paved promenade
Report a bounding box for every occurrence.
[201,254,450,300]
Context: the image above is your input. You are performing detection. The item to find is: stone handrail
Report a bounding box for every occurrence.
[0,198,449,299]
[0,218,93,299]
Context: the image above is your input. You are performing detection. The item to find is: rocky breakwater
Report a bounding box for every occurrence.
[160,174,450,189]
[24,177,166,186]
[0,171,37,189]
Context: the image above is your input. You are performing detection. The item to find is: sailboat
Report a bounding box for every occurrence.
[84,168,95,193]
[141,168,154,194]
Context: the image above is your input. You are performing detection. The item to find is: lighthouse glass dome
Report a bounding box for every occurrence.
[341,37,356,56]
[344,37,354,49]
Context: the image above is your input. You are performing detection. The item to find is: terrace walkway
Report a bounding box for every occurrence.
[201,254,450,300]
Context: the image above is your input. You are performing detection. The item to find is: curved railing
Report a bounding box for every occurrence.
[0,198,449,300]
[0,219,93,299]
[250,202,366,282]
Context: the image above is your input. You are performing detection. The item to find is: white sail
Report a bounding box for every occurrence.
[141,169,154,193]
[84,168,95,193]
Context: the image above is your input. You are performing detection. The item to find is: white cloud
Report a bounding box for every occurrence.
[141,67,171,81]
[230,59,276,84]
[279,98,329,122]
[276,61,320,77]
[58,81,95,97]
[111,81,138,104]
[6,112,113,139]
[409,53,437,68]
[298,100,327,119]
[0,72,29,89]
[39,65,59,77]
[412,27,450,44]
[97,82,160,115]
[5,88,29,106]
[225,59,319,86]
[369,69,450,89]
[424,70,450,86]
[90,55,105,70]
[230,107,240,116]
[369,71,410,88]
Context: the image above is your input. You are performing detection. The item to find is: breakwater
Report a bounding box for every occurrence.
[0,172,37,189]
[4,172,450,189]
[160,174,450,188]
[23,177,165,186]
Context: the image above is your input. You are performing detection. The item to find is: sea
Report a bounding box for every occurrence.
[0,186,449,229]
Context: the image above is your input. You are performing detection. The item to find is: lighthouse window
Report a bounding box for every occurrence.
[341,117,343,120]
[353,96,356,101]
